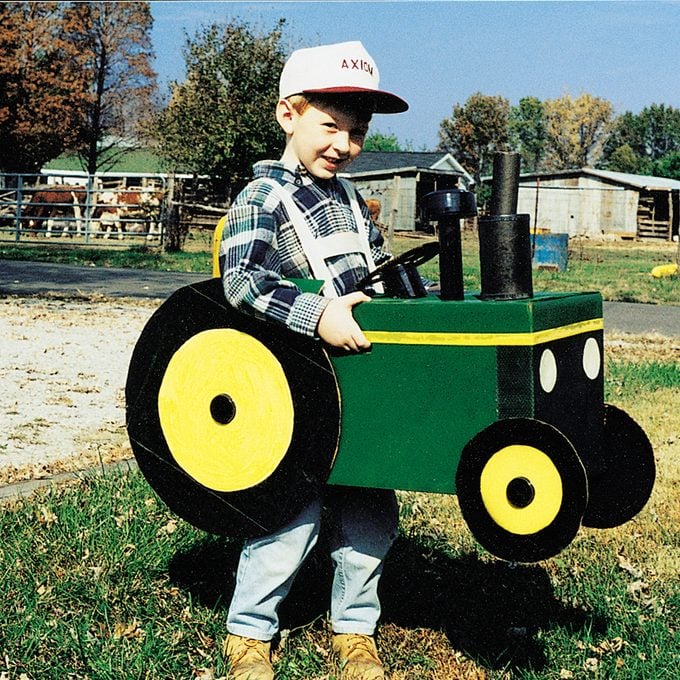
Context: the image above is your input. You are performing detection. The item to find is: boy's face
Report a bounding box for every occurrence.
[277,99,371,180]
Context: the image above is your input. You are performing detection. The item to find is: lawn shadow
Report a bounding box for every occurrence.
[379,535,608,671]
[167,530,606,672]
[166,533,334,627]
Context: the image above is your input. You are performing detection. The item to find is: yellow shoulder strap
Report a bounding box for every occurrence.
[212,214,228,278]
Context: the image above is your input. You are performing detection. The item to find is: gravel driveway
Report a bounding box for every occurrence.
[0,295,158,484]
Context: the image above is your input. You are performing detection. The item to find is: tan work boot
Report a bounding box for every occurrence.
[332,633,385,679]
[223,634,274,680]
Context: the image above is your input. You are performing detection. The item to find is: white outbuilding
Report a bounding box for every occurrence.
[516,168,680,241]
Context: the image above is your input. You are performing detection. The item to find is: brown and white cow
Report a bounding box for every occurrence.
[94,188,163,240]
[23,186,87,237]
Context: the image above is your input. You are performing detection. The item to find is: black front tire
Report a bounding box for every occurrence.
[457,418,588,563]
[126,278,340,538]
[582,404,655,529]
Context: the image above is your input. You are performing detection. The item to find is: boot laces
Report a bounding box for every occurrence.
[342,635,381,663]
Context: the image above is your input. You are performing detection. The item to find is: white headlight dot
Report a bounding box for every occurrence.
[583,337,601,380]
[539,349,557,393]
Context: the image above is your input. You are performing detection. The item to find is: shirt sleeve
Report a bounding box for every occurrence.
[219,193,329,338]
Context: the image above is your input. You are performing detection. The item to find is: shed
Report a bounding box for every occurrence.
[341,152,472,232]
[515,168,680,240]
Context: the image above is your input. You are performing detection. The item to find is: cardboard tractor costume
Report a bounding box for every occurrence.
[126,153,656,564]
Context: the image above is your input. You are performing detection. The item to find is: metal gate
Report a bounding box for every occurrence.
[0,171,168,246]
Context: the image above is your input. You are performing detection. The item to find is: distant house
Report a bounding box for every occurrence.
[341,152,472,232]
[515,168,680,240]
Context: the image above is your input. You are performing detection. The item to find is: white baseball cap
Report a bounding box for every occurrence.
[279,41,408,114]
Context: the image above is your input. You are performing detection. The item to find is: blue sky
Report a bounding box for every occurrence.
[150,1,680,150]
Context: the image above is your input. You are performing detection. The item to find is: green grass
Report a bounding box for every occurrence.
[0,243,213,274]
[605,359,680,401]
[2,230,679,304]
[1,354,678,679]
[394,233,680,306]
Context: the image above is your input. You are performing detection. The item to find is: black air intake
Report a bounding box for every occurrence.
[478,152,533,300]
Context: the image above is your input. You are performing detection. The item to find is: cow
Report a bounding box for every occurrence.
[23,186,88,237]
[94,188,164,240]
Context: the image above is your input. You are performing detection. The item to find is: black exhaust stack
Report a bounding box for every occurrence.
[478,152,533,300]
[423,188,477,300]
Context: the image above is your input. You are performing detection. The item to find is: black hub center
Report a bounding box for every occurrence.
[506,476,535,509]
[210,394,236,425]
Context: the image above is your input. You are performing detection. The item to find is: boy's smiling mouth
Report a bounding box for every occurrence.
[323,155,349,169]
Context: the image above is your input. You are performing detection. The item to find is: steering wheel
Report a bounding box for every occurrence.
[356,241,439,294]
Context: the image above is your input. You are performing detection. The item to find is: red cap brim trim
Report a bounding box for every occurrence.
[299,86,409,114]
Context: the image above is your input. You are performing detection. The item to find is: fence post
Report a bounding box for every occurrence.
[14,174,23,242]
[84,175,95,243]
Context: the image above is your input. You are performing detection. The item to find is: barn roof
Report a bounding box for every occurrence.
[343,151,450,172]
[516,167,680,191]
[341,151,473,185]
[582,168,680,191]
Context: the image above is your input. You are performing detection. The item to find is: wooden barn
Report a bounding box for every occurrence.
[340,152,472,232]
[516,168,680,240]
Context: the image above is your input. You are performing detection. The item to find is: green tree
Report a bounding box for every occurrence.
[651,150,680,180]
[508,96,547,172]
[604,143,644,174]
[0,2,89,173]
[637,104,680,160]
[544,91,614,169]
[363,132,402,152]
[600,112,648,172]
[600,104,680,175]
[437,92,510,186]
[154,19,286,193]
[66,1,157,174]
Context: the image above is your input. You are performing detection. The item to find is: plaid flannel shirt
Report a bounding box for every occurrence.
[220,160,391,337]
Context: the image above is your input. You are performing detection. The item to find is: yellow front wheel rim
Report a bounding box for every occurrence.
[480,445,563,535]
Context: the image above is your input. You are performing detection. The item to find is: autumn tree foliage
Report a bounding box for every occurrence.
[543,92,614,169]
[0,2,88,173]
[437,92,510,187]
[154,19,286,193]
[0,1,156,175]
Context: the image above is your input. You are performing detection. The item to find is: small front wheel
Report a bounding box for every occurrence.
[457,419,588,563]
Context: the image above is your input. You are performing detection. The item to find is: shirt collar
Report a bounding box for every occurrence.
[252,160,336,191]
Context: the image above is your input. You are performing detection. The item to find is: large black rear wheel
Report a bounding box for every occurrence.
[126,278,340,538]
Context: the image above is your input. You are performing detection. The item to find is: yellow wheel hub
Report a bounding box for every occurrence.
[158,328,294,492]
[480,445,563,535]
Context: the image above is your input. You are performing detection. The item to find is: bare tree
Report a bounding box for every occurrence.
[66,1,157,174]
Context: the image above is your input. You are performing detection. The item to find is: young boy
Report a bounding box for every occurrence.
[219,41,408,679]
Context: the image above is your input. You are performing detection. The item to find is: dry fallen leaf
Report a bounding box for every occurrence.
[113,619,146,641]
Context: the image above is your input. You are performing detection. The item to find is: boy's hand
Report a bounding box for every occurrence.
[317,292,371,351]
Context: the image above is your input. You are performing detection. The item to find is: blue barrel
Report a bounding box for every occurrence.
[532,233,569,271]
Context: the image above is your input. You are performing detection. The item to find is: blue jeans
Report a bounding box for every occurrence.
[227,487,399,641]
